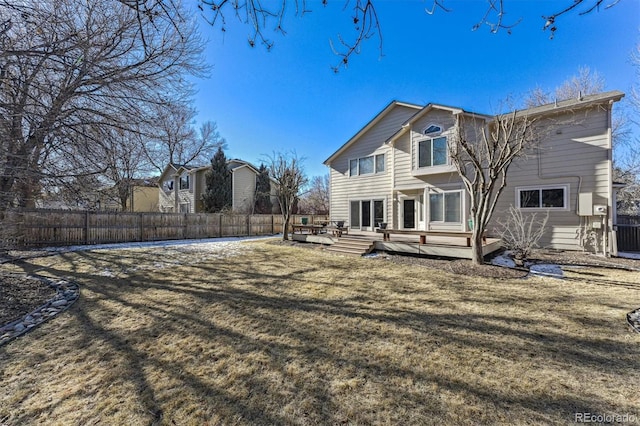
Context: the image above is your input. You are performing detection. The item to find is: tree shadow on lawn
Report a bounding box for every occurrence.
[5,245,640,424]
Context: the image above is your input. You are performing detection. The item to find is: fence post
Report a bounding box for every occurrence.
[183,213,187,239]
[219,214,223,238]
[84,210,89,245]
[139,213,144,242]
[247,215,251,236]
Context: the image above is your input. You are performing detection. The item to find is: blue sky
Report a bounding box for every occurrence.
[190,0,639,179]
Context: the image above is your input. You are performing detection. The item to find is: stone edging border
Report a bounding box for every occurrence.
[627,308,640,334]
[0,276,79,347]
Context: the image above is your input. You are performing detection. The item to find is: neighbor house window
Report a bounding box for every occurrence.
[429,190,462,223]
[350,154,385,176]
[163,179,174,191]
[517,185,568,209]
[418,136,447,168]
[179,174,190,190]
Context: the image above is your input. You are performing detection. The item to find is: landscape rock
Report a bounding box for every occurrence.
[0,277,79,346]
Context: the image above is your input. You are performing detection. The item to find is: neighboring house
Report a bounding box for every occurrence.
[36,178,159,212]
[158,159,276,213]
[97,178,159,212]
[324,91,625,255]
[127,179,160,212]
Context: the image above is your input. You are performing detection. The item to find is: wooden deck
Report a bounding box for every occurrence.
[291,230,502,259]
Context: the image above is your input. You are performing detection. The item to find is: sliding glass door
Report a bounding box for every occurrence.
[350,199,385,231]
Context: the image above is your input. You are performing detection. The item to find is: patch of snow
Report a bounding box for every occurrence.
[40,234,280,254]
[529,263,564,279]
[37,235,281,275]
[491,252,516,268]
[618,252,640,260]
[491,251,565,279]
[98,269,116,277]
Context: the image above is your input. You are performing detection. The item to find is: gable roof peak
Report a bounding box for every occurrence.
[323,100,422,165]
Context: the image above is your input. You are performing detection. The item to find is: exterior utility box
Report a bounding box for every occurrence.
[578,193,593,216]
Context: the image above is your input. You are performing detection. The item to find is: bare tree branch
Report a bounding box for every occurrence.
[0,0,205,211]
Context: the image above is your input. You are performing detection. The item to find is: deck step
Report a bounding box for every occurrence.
[326,237,375,256]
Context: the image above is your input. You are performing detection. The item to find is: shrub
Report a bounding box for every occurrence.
[496,205,549,266]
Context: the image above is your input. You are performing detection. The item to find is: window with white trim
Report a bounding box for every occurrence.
[517,185,568,209]
[418,136,448,168]
[429,190,462,223]
[179,174,190,190]
[349,154,385,176]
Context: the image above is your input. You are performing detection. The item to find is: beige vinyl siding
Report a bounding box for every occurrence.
[232,166,257,213]
[158,184,175,212]
[329,105,417,225]
[393,110,458,190]
[173,170,195,213]
[131,187,159,212]
[489,107,612,250]
[391,110,472,231]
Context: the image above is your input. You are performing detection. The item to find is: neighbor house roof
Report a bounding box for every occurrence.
[157,158,271,188]
[323,100,422,165]
[228,158,261,174]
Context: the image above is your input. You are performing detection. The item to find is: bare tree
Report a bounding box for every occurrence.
[143,99,226,173]
[267,152,308,240]
[450,110,541,265]
[524,67,605,107]
[298,174,330,215]
[99,129,149,211]
[0,0,204,214]
[616,41,640,215]
[429,0,620,38]
[121,1,620,71]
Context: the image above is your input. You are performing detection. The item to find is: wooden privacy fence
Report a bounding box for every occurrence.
[5,209,329,248]
[616,215,640,252]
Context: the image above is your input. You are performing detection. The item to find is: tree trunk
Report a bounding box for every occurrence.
[470,225,485,265]
[282,215,290,241]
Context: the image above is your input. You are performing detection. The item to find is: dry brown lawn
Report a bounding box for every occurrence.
[0,240,639,425]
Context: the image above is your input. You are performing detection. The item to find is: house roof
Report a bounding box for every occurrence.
[158,163,180,183]
[131,177,159,187]
[323,100,422,165]
[384,103,492,145]
[228,158,261,174]
[513,90,625,118]
[325,91,625,165]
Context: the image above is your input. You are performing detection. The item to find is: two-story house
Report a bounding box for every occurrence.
[158,159,276,213]
[324,91,624,255]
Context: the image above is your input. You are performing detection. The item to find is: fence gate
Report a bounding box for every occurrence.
[617,215,640,252]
